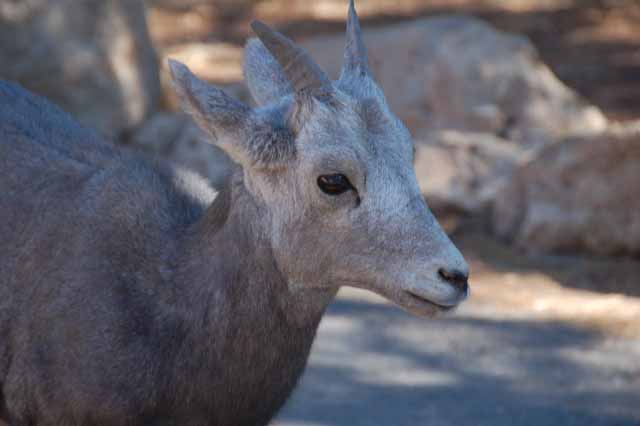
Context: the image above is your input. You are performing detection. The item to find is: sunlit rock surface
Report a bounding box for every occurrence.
[493,121,640,257]
[0,0,162,139]
[301,15,607,144]
[415,131,521,215]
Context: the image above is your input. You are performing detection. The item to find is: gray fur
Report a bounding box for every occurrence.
[0,79,319,425]
[0,2,468,425]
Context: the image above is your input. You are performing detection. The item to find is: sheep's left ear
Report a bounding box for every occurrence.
[169,59,257,168]
[169,60,296,170]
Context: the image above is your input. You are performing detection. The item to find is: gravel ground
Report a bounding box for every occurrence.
[274,288,640,426]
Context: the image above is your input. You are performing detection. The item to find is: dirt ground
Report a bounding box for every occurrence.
[274,286,640,426]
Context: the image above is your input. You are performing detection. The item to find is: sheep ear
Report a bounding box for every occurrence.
[169,59,295,170]
[169,59,253,167]
[244,38,294,106]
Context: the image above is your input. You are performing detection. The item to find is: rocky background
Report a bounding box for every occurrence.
[3,0,637,259]
[2,1,640,424]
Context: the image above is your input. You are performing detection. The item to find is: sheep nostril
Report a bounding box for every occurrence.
[438,268,469,294]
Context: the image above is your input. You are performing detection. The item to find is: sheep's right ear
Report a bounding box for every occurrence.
[244,38,294,106]
[169,59,253,167]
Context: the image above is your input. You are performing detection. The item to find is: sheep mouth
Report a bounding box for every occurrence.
[404,291,457,313]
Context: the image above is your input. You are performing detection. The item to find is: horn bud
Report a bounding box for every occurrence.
[341,0,371,78]
[251,20,332,97]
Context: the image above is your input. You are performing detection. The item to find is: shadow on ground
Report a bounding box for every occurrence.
[275,297,640,426]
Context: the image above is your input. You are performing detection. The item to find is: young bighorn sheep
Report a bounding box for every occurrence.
[0,1,469,425]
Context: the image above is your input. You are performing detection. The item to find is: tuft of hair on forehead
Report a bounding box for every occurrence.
[358,97,392,135]
[246,116,297,170]
[308,92,386,138]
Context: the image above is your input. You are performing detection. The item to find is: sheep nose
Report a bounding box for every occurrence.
[438,268,469,295]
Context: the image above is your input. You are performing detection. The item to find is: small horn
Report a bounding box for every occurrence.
[251,20,332,96]
[341,0,371,77]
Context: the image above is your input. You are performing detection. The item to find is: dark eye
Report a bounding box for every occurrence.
[317,174,353,196]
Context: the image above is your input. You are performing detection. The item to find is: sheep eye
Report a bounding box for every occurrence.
[317,174,353,196]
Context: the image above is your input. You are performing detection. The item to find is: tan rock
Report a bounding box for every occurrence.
[0,0,162,139]
[302,16,607,145]
[492,122,640,257]
[416,132,521,214]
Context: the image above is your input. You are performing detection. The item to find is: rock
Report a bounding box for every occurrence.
[302,15,607,146]
[131,112,233,188]
[492,122,640,257]
[159,42,251,111]
[0,0,162,139]
[415,132,522,214]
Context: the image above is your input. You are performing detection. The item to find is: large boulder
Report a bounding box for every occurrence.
[0,0,162,139]
[302,15,607,146]
[492,122,640,257]
[415,132,521,215]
